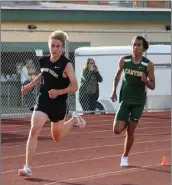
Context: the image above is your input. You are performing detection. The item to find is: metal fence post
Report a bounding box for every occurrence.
[65,39,69,59]
[142,32,148,112]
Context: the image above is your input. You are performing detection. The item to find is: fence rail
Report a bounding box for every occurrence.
[1,29,171,118]
[1,28,171,33]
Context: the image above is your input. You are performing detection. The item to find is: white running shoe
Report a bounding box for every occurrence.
[18,165,32,177]
[72,112,86,128]
[120,156,129,167]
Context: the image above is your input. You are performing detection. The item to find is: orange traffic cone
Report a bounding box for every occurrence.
[161,156,168,166]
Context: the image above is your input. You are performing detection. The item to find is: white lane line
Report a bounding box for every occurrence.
[2,148,170,174]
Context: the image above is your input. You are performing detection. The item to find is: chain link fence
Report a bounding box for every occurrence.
[1,29,171,118]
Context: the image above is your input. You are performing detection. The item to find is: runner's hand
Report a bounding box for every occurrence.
[110,91,117,102]
[48,89,62,99]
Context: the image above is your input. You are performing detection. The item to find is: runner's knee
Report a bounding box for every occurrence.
[52,132,61,143]
[113,120,126,134]
[29,111,48,139]
[113,128,122,134]
[126,121,137,136]
[52,126,61,142]
[51,121,63,143]
[29,126,41,139]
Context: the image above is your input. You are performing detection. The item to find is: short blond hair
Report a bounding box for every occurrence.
[49,30,68,47]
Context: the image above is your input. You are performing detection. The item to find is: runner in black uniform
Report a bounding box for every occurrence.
[18,30,86,177]
[35,55,71,122]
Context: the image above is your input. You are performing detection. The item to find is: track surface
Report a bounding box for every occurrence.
[1,112,171,185]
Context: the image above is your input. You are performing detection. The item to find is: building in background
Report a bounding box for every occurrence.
[1,0,171,74]
[41,1,171,8]
[1,0,171,115]
[2,1,171,8]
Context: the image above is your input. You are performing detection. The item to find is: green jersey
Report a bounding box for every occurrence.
[119,55,150,104]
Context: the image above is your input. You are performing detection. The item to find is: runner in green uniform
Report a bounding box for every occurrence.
[111,36,155,167]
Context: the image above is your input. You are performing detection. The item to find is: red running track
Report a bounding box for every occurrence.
[1,112,171,185]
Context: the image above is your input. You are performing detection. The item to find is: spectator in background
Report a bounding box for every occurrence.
[21,60,33,85]
[79,58,103,114]
[21,60,33,107]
